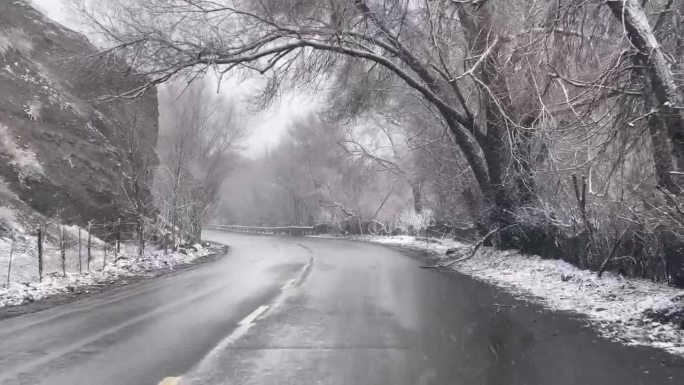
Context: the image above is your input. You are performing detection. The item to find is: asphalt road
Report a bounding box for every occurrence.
[0,231,682,385]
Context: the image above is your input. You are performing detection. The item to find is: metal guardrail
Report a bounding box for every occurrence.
[206,224,315,236]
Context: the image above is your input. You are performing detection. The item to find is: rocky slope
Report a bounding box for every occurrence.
[0,0,158,227]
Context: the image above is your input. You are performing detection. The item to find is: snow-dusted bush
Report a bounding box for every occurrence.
[0,35,10,55]
[0,177,18,201]
[24,101,42,121]
[396,209,434,234]
[0,206,18,231]
[0,28,33,55]
[0,124,45,184]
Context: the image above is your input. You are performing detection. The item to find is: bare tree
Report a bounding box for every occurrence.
[605,0,684,184]
[74,1,506,208]
[340,115,424,213]
[155,80,244,244]
[217,113,408,231]
[78,0,684,283]
[118,98,156,257]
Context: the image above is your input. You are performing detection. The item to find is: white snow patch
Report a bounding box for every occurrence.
[338,234,684,357]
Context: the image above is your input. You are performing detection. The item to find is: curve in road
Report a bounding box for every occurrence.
[0,231,682,385]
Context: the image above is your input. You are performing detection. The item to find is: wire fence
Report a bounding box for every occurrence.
[206,224,315,236]
[2,231,36,287]
[1,219,193,286]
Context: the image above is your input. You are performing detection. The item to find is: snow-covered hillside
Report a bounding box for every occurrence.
[0,0,159,225]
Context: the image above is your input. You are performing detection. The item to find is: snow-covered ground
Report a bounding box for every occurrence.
[0,242,216,308]
[313,234,684,357]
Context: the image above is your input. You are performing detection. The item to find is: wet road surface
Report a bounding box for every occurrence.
[0,231,682,384]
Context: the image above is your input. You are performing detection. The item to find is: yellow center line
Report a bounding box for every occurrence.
[158,377,181,385]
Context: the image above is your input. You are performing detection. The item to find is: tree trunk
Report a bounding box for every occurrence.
[456,2,521,246]
[647,93,682,194]
[607,0,684,176]
[196,222,202,243]
[138,217,144,258]
[171,209,177,251]
[629,32,682,194]
[661,229,684,287]
[441,112,492,197]
[411,181,423,214]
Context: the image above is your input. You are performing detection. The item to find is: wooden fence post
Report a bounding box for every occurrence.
[87,222,92,272]
[139,221,145,257]
[60,225,66,276]
[37,227,43,282]
[116,218,121,255]
[78,228,82,274]
[6,231,15,286]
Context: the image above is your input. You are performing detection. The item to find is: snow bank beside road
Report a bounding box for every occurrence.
[320,234,684,357]
[0,243,215,309]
